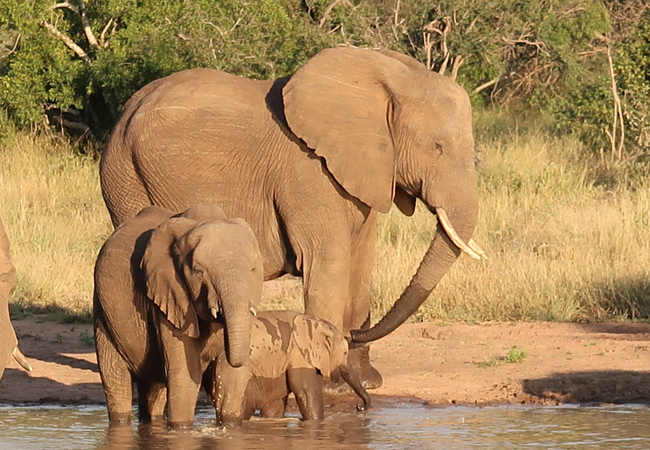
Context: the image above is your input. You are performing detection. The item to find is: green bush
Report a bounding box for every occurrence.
[0,0,648,163]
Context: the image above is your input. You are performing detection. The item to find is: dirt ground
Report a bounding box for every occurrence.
[1,316,649,409]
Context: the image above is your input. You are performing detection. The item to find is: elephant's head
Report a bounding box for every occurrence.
[291,314,349,379]
[141,205,263,367]
[283,47,486,342]
[291,314,371,410]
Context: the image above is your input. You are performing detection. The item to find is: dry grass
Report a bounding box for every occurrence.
[373,131,650,323]
[3,126,650,323]
[0,132,112,320]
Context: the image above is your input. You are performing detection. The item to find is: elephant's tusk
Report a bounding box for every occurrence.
[210,307,218,319]
[468,238,488,260]
[12,347,32,372]
[249,307,257,317]
[436,207,483,260]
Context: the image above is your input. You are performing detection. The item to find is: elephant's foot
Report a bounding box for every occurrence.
[107,411,133,424]
[350,343,383,389]
[167,420,194,429]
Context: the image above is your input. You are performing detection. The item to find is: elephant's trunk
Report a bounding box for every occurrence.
[351,203,479,344]
[340,358,371,411]
[216,281,252,368]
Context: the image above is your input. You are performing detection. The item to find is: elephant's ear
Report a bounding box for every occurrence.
[292,315,346,377]
[283,47,415,213]
[179,204,228,222]
[141,217,200,338]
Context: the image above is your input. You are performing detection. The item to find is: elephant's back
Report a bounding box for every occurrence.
[124,68,271,125]
[249,311,298,379]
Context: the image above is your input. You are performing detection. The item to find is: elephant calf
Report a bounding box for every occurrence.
[93,205,263,428]
[207,309,371,425]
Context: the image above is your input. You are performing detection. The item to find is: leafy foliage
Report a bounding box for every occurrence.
[0,0,648,160]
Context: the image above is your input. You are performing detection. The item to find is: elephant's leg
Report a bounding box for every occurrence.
[213,354,251,426]
[345,217,382,389]
[287,368,324,420]
[158,321,201,428]
[259,396,287,419]
[95,320,133,423]
[136,381,167,423]
[300,244,351,332]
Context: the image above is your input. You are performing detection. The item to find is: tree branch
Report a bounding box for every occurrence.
[78,0,99,49]
[38,20,91,64]
[51,1,99,49]
[449,55,464,81]
[51,2,79,15]
[606,43,625,160]
[99,18,114,48]
[318,0,352,27]
[473,77,500,94]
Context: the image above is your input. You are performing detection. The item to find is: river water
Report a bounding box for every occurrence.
[1,402,649,449]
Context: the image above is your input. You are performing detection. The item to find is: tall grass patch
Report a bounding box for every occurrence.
[0,131,112,320]
[372,130,650,323]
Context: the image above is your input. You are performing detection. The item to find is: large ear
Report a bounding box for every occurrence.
[141,217,200,338]
[291,315,347,377]
[283,47,417,213]
[179,204,228,222]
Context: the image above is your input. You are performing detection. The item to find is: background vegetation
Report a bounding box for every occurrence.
[1,1,649,323]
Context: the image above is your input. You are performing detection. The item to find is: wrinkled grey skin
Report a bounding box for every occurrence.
[0,218,31,381]
[100,47,479,387]
[93,205,263,428]
[202,310,370,425]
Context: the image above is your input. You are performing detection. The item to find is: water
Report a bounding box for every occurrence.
[1,402,649,449]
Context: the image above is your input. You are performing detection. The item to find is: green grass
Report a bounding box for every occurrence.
[477,346,528,368]
[3,119,650,324]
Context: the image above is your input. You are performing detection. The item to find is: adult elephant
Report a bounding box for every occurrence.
[100,47,485,387]
[0,217,32,381]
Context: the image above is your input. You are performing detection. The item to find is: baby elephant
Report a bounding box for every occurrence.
[207,309,371,424]
[94,204,263,428]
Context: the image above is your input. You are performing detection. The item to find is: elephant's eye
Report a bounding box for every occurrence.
[193,266,203,279]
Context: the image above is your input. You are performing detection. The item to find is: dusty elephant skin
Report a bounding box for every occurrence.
[99,47,485,387]
[207,310,370,425]
[93,204,263,428]
[0,217,32,381]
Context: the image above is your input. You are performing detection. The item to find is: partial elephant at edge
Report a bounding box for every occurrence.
[0,217,32,382]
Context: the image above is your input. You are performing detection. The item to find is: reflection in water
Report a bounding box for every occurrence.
[1,403,650,449]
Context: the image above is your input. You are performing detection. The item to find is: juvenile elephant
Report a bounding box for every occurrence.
[93,205,263,427]
[100,47,486,387]
[0,217,32,381]
[207,310,371,425]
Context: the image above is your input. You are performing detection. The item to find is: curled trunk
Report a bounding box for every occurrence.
[340,360,371,411]
[351,206,477,343]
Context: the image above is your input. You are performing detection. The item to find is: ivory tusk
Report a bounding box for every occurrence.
[210,307,218,319]
[468,238,488,260]
[249,307,257,317]
[12,347,32,372]
[436,207,482,260]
